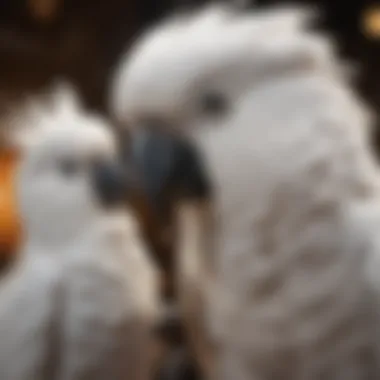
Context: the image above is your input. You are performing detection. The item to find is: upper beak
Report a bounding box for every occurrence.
[130,129,211,213]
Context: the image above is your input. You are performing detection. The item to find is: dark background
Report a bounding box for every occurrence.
[0,0,379,117]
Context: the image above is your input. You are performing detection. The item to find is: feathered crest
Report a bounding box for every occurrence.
[111,3,358,125]
[4,81,96,152]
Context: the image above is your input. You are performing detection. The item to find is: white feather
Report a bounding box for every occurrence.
[111,4,380,380]
[0,86,160,380]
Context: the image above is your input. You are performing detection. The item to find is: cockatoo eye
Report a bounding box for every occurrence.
[58,158,82,178]
[199,91,229,118]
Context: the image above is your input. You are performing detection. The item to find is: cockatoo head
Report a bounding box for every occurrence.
[111,5,373,214]
[112,4,332,127]
[17,85,129,248]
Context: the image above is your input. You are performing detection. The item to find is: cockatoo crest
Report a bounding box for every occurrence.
[111,5,355,127]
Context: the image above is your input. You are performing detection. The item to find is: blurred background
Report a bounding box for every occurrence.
[0,0,379,124]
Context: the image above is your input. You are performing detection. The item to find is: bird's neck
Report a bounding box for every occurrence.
[210,151,377,355]
[21,217,97,258]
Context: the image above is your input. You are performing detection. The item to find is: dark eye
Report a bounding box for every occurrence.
[59,159,81,177]
[199,92,229,117]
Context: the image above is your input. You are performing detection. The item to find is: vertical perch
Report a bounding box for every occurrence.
[176,201,216,380]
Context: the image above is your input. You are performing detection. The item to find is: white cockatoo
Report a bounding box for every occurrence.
[0,85,160,380]
[110,4,380,380]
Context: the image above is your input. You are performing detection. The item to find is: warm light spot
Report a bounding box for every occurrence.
[0,151,21,255]
[27,0,61,24]
[362,6,380,39]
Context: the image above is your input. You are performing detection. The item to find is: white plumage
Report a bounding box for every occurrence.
[111,5,380,380]
[0,86,160,380]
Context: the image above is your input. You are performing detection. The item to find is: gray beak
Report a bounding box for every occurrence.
[93,160,130,207]
[131,130,211,213]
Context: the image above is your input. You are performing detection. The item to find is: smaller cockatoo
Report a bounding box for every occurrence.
[0,85,160,380]
[110,4,380,380]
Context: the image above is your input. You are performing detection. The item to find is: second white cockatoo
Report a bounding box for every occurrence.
[0,85,160,380]
[110,4,380,380]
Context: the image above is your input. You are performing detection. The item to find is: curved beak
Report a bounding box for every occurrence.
[130,129,211,214]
